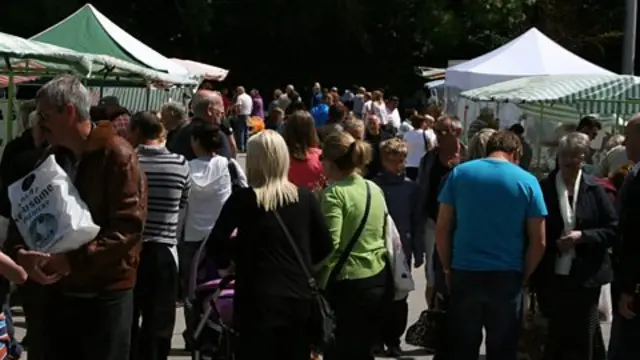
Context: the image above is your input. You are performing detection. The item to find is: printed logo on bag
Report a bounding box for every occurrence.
[21,174,36,192]
[28,213,58,249]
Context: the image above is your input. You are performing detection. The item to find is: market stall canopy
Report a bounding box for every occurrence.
[31,3,190,77]
[445,28,614,90]
[1,31,92,75]
[88,54,198,86]
[415,66,445,80]
[170,59,228,81]
[460,75,638,104]
[460,74,640,124]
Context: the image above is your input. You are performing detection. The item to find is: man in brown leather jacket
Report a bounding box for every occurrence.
[6,75,147,360]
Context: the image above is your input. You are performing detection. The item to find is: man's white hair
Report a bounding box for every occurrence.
[192,90,222,118]
[36,75,91,121]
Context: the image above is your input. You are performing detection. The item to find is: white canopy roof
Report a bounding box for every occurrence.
[170,59,229,81]
[445,28,614,91]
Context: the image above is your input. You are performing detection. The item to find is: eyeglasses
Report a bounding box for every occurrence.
[435,128,461,137]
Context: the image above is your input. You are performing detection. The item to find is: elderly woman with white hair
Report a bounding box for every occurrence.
[534,132,618,360]
[206,130,332,360]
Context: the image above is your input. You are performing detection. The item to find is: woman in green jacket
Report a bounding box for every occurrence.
[319,131,389,360]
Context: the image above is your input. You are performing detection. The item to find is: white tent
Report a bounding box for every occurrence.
[445,28,614,91]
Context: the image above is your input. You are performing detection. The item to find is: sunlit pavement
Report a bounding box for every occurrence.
[12,154,612,359]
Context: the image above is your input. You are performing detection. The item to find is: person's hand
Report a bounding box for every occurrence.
[619,293,637,319]
[0,252,27,285]
[557,230,581,252]
[44,253,71,276]
[16,249,61,285]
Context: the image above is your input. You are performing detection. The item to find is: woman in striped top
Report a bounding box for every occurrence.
[128,111,191,360]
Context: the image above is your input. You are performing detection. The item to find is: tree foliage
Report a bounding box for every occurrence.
[0,0,626,94]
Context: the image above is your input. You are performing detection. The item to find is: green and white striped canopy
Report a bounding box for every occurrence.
[460,75,639,105]
[575,84,640,115]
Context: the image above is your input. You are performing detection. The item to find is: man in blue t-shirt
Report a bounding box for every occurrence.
[436,130,547,360]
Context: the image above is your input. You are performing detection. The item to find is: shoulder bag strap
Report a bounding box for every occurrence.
[273,210,318,291]
[327,182,372,285]
[422,130,430,150]
[227,159,239,185]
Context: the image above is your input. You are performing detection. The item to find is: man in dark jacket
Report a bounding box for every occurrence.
[167,90,237,159]
[7,75,147,360]
[615,115,640,359]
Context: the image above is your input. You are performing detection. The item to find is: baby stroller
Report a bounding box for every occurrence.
[185,238,236,360]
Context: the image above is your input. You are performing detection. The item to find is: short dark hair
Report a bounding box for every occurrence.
[129,111,164,140]
[577,115,602,131]
[389,96,400,102]
[328,104,346,124]
[485,131,523,158]
[190,121,223,153]
[508,123,525,136]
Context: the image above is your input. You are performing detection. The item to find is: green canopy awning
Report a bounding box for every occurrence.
[31,4,190,77]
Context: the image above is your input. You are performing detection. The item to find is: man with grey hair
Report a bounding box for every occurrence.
[6,74,147,360]
[277,84,294,111]
[161,101,188,146]
[168,89,237,159]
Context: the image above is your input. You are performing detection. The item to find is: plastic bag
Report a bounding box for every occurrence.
[598,283,613,322]
[8,155,100,253]
[384,213,414,300]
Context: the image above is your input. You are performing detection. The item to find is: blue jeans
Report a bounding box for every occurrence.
[448,270,523,360]
[3,299,22,358]
[234,115,249,151]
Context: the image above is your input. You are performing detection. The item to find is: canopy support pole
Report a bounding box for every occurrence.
[146,83,151,111]
[536,104,544,170]
[4,57,14,143]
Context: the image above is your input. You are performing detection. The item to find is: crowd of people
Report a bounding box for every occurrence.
[0,74,637,360]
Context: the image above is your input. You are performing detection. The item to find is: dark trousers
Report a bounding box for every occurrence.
[543,277,605,360]
[178,241,202,345]
[131,242,178,360]
[236,325,311,360]
[19,281,45,360]
[43,288,134,360]
[406,167,419,181]
[612,313,640,360]
[448,270,523,360]
[325,271,388,360]
[380,296,409,347]
[178,241,201,301]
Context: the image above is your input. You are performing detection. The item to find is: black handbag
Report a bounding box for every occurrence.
[273,182,372,353]
[274,211,335,353]
[405,294,446,352]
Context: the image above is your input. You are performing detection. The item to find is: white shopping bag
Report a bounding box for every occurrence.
[8,155,100,253]
[384,213,415,300]
[598,283,613,323]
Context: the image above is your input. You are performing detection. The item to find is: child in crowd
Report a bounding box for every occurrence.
[373,138,424,357]
[0,252,27,359]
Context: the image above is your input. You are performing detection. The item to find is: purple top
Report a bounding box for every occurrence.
[252,96,265,118]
